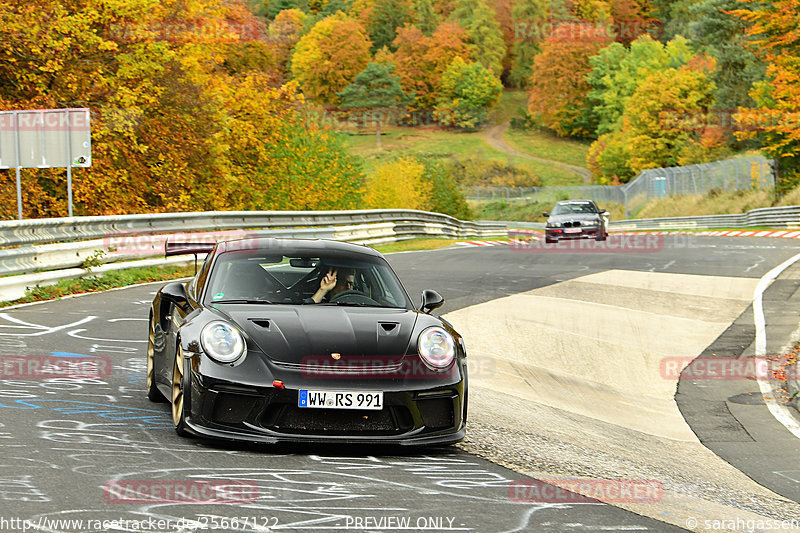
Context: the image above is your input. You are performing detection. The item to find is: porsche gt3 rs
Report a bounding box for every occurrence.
[146,238,467,445]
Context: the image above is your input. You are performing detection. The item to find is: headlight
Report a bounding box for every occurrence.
[584,220,599,226]
[201,321,246,363]
[418,326,455,370]
[546,222,561,228]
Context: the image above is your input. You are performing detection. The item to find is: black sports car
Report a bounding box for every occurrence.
[543,200,609,243]
[146,238,467,445]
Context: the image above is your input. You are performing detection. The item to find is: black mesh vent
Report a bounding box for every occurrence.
[212,393,258,424]
[418,398,454,429]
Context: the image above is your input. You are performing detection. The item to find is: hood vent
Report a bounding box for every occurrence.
[248,319,271,330]
[379,322,400,336]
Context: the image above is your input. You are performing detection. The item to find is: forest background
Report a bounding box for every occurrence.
[0,0,796,221]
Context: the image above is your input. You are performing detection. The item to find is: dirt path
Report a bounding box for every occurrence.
[485,121,592,185]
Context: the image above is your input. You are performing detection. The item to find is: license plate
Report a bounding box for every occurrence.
[564,228,581,234]
[298,390,383,410]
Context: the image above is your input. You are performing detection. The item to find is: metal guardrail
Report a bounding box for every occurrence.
[0,210,507,276]
[495,205,800,232]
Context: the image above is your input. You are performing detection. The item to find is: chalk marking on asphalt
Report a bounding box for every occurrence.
[754,252,800,439]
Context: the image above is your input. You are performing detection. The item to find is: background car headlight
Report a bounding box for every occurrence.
[201,321,246,363]
[418,326,455,369]
[546,223,561,228]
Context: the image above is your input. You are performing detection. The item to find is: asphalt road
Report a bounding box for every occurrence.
[2,235,800,532]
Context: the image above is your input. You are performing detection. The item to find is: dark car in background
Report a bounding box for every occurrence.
[543,200,609,244]
[147,238,467,446]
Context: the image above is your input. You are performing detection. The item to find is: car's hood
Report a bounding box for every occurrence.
[547,213,602,224]
[219,305,419,364]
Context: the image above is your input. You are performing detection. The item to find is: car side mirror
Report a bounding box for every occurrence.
[542,212,549,217]
[601,210,609,215]
[161,282,191,312]
[420,289,444,314]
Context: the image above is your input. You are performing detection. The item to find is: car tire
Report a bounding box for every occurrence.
[595,232,607,242]
[171,345,191,437]
[545,237,557,244]
[146,313,167,403]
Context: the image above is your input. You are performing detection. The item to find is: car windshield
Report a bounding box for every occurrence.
[552,202,598,215]
[203,251,413,309]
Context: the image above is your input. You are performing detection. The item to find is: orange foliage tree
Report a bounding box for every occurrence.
[391,22,470,112]
[732,0,800,186]
[0,0,364,218]
[527,25,612,137]
[291,14,373,105]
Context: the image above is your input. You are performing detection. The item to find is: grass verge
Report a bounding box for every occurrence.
[0,264,196,308]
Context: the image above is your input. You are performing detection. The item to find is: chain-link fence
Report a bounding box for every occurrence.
[462,155,774,217]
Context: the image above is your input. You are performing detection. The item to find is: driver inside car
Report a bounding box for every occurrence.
[307,267,356,303]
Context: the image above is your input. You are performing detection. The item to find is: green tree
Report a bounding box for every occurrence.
[508,0,548,88]
[412,0,439,35]
[434,57,502,128]
[688,0,764,113]
[450,0,507,77]
[338,62,412,148]
[587,35,694,136]
[368,0,412,52]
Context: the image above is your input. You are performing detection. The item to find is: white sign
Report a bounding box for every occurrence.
[0,108,91,169]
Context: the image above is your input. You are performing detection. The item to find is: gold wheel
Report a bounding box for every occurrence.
[146,314,166,402]
[171,346,188,435]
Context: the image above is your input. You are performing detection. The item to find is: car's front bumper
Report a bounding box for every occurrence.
[181,354,467,446]
[545,226,603,240]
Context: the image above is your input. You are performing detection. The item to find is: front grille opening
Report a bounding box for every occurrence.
[265,405,412,435]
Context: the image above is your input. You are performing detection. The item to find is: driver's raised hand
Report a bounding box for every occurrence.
[311,268,337,303]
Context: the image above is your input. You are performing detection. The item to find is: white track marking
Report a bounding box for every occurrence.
[753,252,800,439]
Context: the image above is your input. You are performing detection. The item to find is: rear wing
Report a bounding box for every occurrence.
[165,241,216,257]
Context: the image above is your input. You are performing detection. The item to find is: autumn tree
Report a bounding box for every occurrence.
[434,57,502,128]
[528,26,612,137]
[732,0,800,186]
[586,35,694,136]
[338,63,411,148]
[0,0,366,218]
[269,8,307,77]
[291,14,372,104]
[624,66,717,172]
[391,22,470,111]
[364,157,431,210]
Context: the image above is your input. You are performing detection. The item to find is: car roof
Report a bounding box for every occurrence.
[555,200,596,205]
[214,238,385,258]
